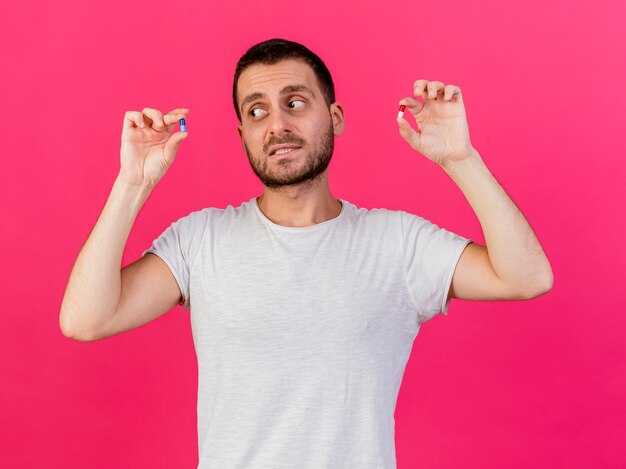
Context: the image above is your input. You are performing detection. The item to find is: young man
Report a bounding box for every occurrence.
[60,38,553,468]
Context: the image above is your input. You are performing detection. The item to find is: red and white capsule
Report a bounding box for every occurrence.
[397,104,406,119]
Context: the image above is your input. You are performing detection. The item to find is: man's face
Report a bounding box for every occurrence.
[236,59,345,188]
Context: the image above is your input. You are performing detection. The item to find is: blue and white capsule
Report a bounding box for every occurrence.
[179,118,186,132]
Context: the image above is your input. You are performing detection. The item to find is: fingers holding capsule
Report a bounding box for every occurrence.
[161,109,189,132]
[396,98,421,132]
[398,96,424,116]
[123,109,189,139]
[163,109,188,124]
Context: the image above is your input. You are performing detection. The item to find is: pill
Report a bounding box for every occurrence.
[397,105,406,119]
[180,118,186,132]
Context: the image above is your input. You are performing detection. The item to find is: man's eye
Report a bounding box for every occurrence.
[250,108,266,118]
[289,100,305,109]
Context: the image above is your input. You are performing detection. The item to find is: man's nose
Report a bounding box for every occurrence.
[268,107,293,135]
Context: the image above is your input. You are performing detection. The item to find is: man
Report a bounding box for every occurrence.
[60,38,553,468]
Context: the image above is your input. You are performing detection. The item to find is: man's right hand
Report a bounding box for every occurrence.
[119,107,190,189]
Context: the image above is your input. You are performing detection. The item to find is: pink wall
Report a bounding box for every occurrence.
[1,0,624,467]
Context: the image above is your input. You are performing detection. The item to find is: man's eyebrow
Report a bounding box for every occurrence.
[240,84,316,114]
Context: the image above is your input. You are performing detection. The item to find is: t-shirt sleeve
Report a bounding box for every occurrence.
[141,209,209,311]
[400,210,473,324]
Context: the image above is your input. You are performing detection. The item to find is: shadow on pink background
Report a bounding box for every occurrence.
[1,0,624,467]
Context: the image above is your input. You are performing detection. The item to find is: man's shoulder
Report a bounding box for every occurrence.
[344,200,406,220]
[343,202,448,238]
[175,197,256,225]
[339,201,408,233]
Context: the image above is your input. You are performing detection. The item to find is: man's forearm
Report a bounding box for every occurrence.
[442,148,553,293]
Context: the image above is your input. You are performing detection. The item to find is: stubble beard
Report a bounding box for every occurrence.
[243,123,335,189]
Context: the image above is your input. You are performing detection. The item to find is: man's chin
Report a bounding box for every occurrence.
[260,174,312,189]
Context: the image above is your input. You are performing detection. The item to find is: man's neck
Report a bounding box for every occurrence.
[256,177,342,228]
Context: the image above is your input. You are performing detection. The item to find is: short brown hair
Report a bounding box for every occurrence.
[232,38,336,122]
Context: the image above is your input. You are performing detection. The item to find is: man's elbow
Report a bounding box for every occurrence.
[523,269,554,299]
[60,323,94,342]
[540,265,555,294]
[59,311,99,342]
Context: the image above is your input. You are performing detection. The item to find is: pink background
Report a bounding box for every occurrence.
[1,0,624,467]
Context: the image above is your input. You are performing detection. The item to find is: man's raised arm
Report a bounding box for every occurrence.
[59,107,189,341]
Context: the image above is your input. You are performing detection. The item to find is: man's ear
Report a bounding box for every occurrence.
[330,102,345,136]
[236,123,246,152]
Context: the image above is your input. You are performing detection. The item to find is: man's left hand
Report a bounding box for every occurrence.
[397,79,475,168]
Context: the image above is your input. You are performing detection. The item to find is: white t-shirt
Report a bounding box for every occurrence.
[142,196,472,469]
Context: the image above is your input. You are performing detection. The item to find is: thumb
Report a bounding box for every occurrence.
[163,131,189,162]
[396,116,421,151]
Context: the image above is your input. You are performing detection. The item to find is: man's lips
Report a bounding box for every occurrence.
[269,145,302,157]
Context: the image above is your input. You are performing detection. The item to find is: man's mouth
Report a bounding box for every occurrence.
[269,145,302,156]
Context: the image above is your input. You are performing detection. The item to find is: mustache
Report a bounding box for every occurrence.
[264,135,306,154]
